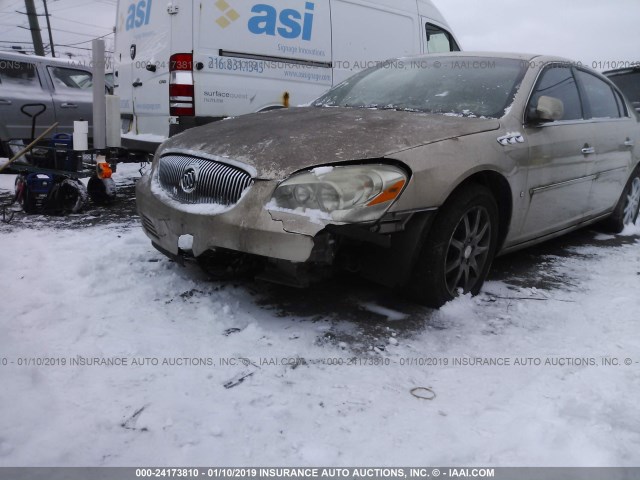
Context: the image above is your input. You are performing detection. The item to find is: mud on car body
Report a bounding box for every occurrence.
[137,53,640,307]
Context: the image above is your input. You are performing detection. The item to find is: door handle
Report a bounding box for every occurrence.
[0,98,11,106]
[624,139,635,147]
[60,103,78,109]
[132,80,143,88]
[581,147,596,155]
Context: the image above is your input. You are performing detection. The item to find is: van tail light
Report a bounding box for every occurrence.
[169,53,194,117]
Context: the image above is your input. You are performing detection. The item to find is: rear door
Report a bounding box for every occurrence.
[194,0,332,115]
[0,58,56,141]
[574,69,636,214]
[115,0,187,138]
[114,0,139,132]
[46,65,94,136]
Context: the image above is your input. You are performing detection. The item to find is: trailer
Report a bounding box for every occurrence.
[1,117,120,222]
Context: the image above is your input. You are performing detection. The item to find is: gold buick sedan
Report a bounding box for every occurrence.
[137,53,640,307]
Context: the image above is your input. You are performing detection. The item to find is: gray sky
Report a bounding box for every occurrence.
[0,0,116,60]
[1,0,639,69]
[436,0,640,69]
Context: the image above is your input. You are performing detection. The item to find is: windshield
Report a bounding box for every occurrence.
[315,57,527,118]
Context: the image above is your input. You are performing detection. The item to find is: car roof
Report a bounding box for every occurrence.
[398,51,573,63]
[603,66,640,76]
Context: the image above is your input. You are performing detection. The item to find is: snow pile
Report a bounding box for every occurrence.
[0,168,639,466]
[121,132,167,144]
[620,221,640,237]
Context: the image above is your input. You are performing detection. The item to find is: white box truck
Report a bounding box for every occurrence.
[114,0,460,152]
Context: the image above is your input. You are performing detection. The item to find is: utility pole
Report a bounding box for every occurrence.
[42,0,55,57]
[24,0,45,56]
[92,39,107,150]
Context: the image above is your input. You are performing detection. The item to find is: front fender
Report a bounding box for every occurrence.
[386,128,526,211]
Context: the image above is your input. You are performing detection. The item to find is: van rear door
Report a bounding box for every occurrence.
[115,0,192,141]
[194,0,332,116]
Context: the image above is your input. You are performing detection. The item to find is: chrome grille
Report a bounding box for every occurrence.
[158,154,253,205]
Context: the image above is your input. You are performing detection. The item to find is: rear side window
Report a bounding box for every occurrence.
[529,65,583,121]
[48,67,93,91]
[425,23,460,53]
[0,60,40,88]
[575,70,620,119]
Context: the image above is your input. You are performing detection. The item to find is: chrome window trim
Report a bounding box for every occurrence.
[521,61,635,125]
[530,117,636,128]
[521,61,582,126]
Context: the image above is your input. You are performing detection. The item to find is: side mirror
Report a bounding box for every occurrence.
[530,96,564,123]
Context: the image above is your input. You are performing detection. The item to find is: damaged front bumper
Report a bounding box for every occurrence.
[136,164,436,289]
[136,172,334,264]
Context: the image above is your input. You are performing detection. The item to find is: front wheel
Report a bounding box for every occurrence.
[602,167,640,233]
[407,184,499,308]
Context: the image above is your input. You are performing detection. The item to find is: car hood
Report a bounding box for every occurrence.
[160,107,500,179]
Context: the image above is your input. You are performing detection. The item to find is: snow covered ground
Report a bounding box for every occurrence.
[0,164,639,467]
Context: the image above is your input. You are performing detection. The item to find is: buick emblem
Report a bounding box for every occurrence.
[180,166,199,194]
[130,44,137,60]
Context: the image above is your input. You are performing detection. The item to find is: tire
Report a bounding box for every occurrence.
[602,166,640,233]
[88,176,117,205]
[407,184,499,308]
[49,178,88,214]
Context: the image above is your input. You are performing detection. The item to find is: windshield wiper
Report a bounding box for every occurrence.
[343,104,422,112]
[315,103,423,113]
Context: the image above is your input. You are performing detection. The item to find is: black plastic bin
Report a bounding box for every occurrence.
[51,134,81,172]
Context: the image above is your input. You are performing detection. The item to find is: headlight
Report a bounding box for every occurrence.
[268,164,407,223]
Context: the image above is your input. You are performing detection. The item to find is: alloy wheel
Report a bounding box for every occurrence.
[623,177,640,225]
[444,206,492,296]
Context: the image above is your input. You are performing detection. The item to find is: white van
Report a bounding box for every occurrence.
[114,0,460,152]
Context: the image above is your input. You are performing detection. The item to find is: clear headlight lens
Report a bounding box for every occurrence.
[269,164,408,223]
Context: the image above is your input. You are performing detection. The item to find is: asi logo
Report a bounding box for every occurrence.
[248,2,315,41]
[125,0,152,31]
[215,0,240,28]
